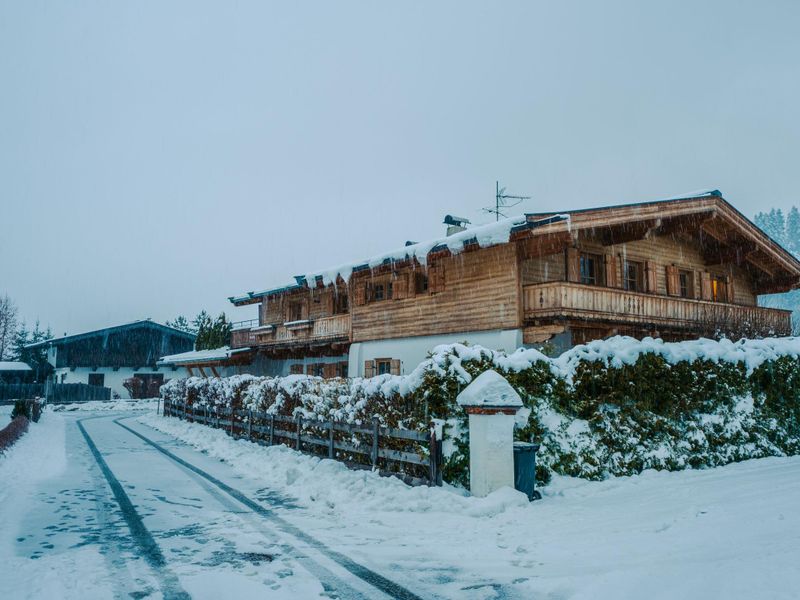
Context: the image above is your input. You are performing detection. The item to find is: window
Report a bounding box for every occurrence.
[88,373,104,387]
[580,253,601,286]
[288,301,303,321]
[711,276,726,303]
[336,362,348,378]
[307,363,325,377]
[289,364,304,375]
[624,261,643,292]
[333,293,348,315]
[371,281,393,302]
[415,272,429,294]
[375,358,392,375]
[678,270,694,299]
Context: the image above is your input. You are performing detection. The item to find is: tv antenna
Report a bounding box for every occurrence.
[483,180,530,221]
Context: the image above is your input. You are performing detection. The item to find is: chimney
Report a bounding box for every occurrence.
[443,215,471,236]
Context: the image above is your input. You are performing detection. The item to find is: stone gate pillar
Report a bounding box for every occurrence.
[456,370,522,498]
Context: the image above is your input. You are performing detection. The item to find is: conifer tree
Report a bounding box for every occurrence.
[786,206,800,257]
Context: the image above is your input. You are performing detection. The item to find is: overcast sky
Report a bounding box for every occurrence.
[2,1,799,335]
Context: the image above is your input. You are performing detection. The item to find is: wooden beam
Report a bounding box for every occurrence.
[598,219,660,246]
[655,212,715,237]
[703,242,758,266]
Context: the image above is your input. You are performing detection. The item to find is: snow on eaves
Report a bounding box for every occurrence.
[0,361,32,372]
[235,213,552,301]
[655,189,721,202]
[159,346,249,365]
[303,214,531,288]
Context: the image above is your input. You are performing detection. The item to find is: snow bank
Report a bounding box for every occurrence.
[50,398,159,412]
[138,413,528,517]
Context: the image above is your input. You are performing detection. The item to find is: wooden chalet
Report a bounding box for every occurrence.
[227,191,800,378]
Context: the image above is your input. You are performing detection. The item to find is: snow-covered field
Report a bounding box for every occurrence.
[2,406,799,599]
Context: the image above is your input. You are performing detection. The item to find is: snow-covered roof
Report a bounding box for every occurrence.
[456,370,523,408]
[230,188,800,305]
[159,346,251,366]
[25,319,195,349]
[231,213,569,304]
[0,361,32,372]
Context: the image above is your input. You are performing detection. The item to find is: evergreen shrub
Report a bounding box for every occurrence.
[160,336,800,487]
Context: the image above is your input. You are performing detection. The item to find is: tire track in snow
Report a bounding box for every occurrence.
[77,418,191,600]
[162,450,373,600]
[114,418,427,600]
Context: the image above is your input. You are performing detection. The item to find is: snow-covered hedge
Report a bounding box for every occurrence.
[160,336,800,486]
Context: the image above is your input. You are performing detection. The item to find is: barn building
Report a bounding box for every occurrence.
[27,320,195,398]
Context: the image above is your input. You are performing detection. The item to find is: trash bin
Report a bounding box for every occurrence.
[513,442,541,501]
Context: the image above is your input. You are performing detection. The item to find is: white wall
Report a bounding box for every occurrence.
[53,366,182,399]
[171,353,350,379]
[348,329,523,377]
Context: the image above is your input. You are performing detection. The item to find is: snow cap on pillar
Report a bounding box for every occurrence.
[457,370,522,414]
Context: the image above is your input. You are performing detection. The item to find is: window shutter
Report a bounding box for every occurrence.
[324,291,334,314]
[665,265,680,297]
[645,261,658,293]
[725,275,735,304]
[393,274,408,300]
[390,359,401,376]
[354,283,367,306]
[428,264,445,293]
[566,248,580,283]
[407,272,416,298]
[700,272,713,301]
[323,363,336,379]
[301,299,309,320]
[604,254,618,288]
[363,360,375,378]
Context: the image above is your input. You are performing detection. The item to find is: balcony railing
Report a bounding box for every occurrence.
[230,314,351,349]
[523,282,792,336]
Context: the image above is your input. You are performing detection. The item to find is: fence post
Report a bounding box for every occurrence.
[247,410,252,441]
[230,408,235,436]
[296,415,302,451]
[371,417,379,469]
[328,422,335,459]
[429,427,437,485]
[269,415,274,446]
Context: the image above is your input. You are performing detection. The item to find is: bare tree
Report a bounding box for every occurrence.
[0,294,18,360]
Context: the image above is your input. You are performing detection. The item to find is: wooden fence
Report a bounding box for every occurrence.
[1,382,111,404]
[47,383,111,404]
[163,399,444,487]
[0,384,45,402]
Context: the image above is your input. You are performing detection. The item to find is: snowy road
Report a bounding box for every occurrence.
[0,412,422,599]
[2,409,800,600]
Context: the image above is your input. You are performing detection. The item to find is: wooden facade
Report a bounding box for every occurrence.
[229,193,800,376]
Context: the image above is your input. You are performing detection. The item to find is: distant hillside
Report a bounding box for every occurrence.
[754,208,800,335]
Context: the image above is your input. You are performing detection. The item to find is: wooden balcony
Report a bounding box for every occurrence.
[523,282,792,337]
[230,314,351,350]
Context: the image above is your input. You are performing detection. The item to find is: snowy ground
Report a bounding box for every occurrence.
[2,408,799,599]
[50,398,160,412]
